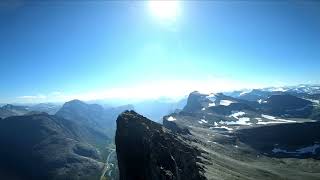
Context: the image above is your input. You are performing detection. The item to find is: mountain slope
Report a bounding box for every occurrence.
[0,113,104,180]
[0,104,29,118]
[29,103,61,115]
[159,91,320,179]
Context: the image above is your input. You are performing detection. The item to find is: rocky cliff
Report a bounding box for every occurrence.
[115,110,206,180]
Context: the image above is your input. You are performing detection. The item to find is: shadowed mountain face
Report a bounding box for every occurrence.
[56,100,107,128]
[261,94,313,117]
[56,99,134,138]
[0,113,104,180]
[115,110,206,180]
[236,122,320,159]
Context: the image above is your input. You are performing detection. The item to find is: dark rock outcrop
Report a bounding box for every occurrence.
[115,110,206,180]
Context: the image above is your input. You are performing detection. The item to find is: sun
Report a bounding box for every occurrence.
[148,0,180,21]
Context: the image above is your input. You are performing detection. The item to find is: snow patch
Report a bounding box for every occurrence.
[271,87,286,92]
[198,119,208,124]
[220,100,234,106]
[213,126,233,131]
[220,126,233,131]
[272,148,289,153]
[239,90,252,96]
[272,144,320,155]
[220,117,252,126]
[208,103,215,107]
[261,114,276,120]
[206,93,216,102]
[229,111,245,119]
[261,114,296,123]
[167,116,176,121]
[306,99,320,104]
[297,144,320,154]
[257,121,284,125]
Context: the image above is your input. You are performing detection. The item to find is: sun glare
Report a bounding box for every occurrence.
[148,0,179,21]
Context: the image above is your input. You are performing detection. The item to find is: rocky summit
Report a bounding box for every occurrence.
[115,110,206,180]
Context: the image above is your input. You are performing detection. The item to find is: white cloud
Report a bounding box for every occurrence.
[17,95,47,100]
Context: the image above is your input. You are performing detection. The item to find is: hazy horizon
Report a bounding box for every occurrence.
[1,83,319,105]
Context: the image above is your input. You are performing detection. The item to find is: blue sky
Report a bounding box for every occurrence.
[0,1,320,103]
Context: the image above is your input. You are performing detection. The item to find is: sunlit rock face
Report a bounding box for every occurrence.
[115,110,206,180]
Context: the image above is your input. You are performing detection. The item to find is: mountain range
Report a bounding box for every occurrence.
[116,85,320,179]
[0,84,320,179]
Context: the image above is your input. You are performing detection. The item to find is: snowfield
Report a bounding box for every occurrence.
[229,111,246,119]
[220,100,234,106]
[198,119,208,124]
[255,114,296,124]
[208,103,215,107]
[212,126,233,131]
[261,114,296,123]
[167,116,176,121]
[272,144,320,155]
[206,93,216,102]
[219,117,252,126]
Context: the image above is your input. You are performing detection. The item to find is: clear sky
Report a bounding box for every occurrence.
[1,1,320,103]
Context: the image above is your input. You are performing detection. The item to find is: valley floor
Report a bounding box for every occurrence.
[187,125,320,180]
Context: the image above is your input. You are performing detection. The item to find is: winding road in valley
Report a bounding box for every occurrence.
[100,149,116,180]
